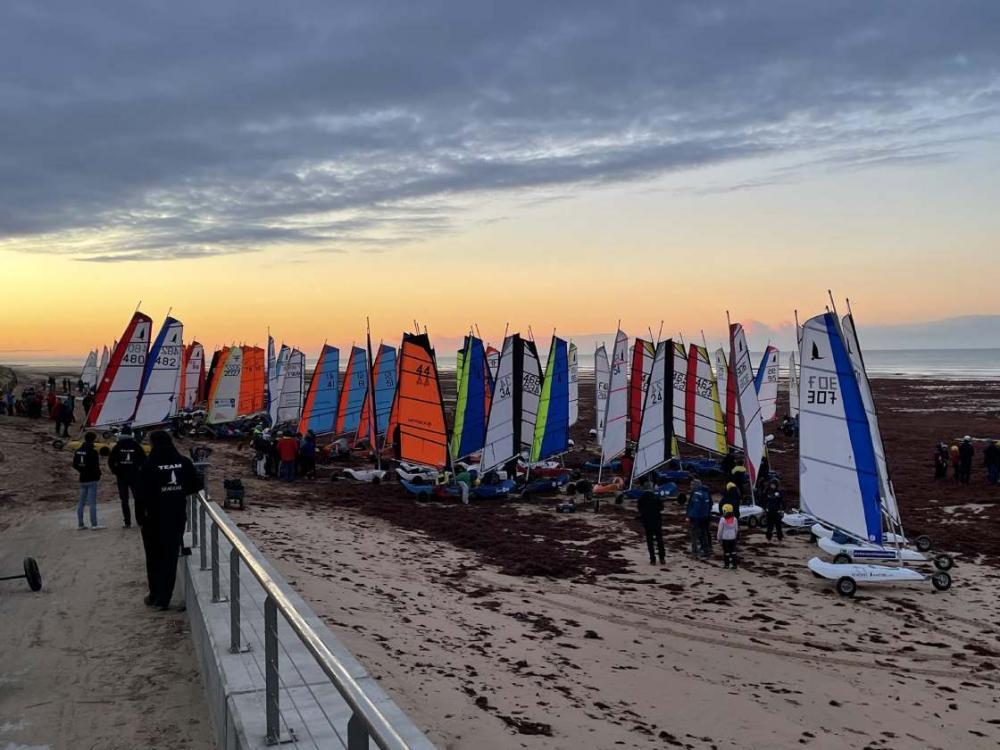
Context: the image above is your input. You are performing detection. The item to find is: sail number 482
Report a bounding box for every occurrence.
[805,375,838,405]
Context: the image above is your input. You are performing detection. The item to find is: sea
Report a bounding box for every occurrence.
[4,348,1000,380]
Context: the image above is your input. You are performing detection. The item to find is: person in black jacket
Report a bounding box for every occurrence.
[958,437,974,484]
[73,432,104,529]
[637,481,665,565]
[763,477,785,541]
[108,426,147,528]
[136,430,203,610]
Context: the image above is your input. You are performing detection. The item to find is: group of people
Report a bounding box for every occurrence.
[0,379,94,429]
[250,428,319,481]
[934,436,1000,484]
[72,427,202,611]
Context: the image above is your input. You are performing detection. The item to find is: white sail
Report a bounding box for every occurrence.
[88,314,152,428]
[714,347,727,416]
[183,342,205,408]
[266,335,277,416]
[842,314,900,530]
[481,335,516,473]
[209,346,243,424]
[568,342,579,427]
[755,346,780,422]
[276,348,304,424]
[632,341,672,480]
[670,341,689,439]
[96,345,110,387]
[788,351,799,418]
[80,350,98,389]
[594,344,610,445]
[798,312,883,544]
[268,345,291,425]
[520,340,542,450]
[685,344,728,454]
[133,317,184,427]
[730,322,766,486]
[600,330,629,462]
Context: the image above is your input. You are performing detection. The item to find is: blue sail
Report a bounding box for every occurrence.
[373,344,397,435]
[452,336,488,460]
[336,346,369,435]
[298,345,339,436]
[531,337,570,462]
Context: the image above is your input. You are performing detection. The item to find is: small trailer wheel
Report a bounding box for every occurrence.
[417,491,430,502]
[52,439,64,450]
[835,576,857,597]
[371,475,381,485]
[915,535,932,552]
[933,554,953,571]
[746,516,758,529]
[931,571,952,591]
[833,553,852,565]
[24,557,42,592]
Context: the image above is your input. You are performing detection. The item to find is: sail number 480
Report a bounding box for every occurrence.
[805,375,838,405]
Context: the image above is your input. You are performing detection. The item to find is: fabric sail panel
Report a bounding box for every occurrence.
[133,316,184,427]
[628,339,655,442]
[480,334,519,473]
[485,345,500,383]
[451,336,489,461]
[335,346,368,436]
[360,344,397,437]
[789,351,799,418]
[393,333,448,469]
[275,348,304,424]
[183,342,205,407]
[684,344,727,454]
[530,336,569,462]
[670,341,689,440]
[266,336,276,416]
[842,314,899,529]
[594,344,610,446]
[298,345,340,435]
[269,345,291,424]
[730,322,766,486]
[81,351,98,388]
[237,346,265,415]
[96,346,110,387]
[600,330,629,463]
[723,352,744,449]
[87,312,153,428]
[568,343,579,427]
[754,345,780,422]
[798,313,883,544]
[632,339,674,480]
[714,348,728,417]
[208,346,243,424]
[520,340,542,451]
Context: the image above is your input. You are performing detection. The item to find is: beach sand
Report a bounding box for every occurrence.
[2,374,999,748]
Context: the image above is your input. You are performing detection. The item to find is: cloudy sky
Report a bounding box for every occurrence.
[2,1,998,355]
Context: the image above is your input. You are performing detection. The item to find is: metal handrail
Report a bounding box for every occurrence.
[192,490,412,750]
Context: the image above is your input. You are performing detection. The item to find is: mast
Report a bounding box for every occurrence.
[365,318,380,471]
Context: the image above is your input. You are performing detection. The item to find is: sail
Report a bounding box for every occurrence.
[842,313,900,529]
[594,344,610,445]
[481,334,520,473]
[520,340,542,451]
[670,341,689,439]
[269,345,291,425]
[86,312,153,428]
[238,346,266,416]
[182,342,205,408]
[266,336,277,416]
[96,346,110,387]
[788,351,799,418]
[298,344,340,435]
[628,339,655,442]
[335,346,369,436]
[600,330,629,463]
[714,348,728,417]
[632,340,674,480]
[133,317,184,427]
[730,322,766,486]
[450,336,489,461]
[684,344,727,454]
[722,351,744,449]
[530,336,570,462]
[275,348,304,424]
[754,345,780,422]
[80,351,98,389]
[208,346,243,424]
[568,343,579,427]
[798,312,883,544]
[205,348,222,402]
[365,344,398,436]
[486,345,500,382]
[393,333,448,469]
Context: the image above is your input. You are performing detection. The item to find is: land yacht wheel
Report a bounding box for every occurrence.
[835,576,857,597]
[933,554,953,571]
[915,535,932,552]
[833,553,851,565]
[931,571,952,591]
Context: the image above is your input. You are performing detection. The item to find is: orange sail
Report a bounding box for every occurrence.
[392,333,448,469]
[238,346,265,415]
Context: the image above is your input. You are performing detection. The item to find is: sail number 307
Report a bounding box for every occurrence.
[805,375,838,405]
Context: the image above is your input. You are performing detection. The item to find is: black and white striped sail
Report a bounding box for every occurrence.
[520,339,542,451]
[788,351,799,417]
[268,344,291,425]
[600,330,629,463]
[594,344,610,445]
[670,341,688,438]
[729,322,766,485]
[632,340,674,480]
[276,348,305,424]
[481,334,518,473]
[568,342,579,427]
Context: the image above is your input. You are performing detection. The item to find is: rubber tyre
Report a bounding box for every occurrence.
[746,516,758,529]
[931,571,952,591]
[933,554,953,571]
[833,552,852,565]
[417,491,430,502]
[915,535,932,552]
[52,439,64,450]
[23,557,42,592]
[808,532,817,544]
[371,476,381,486]
[835,576,857,597]
[615,494,625,506]
[521,490,531,500]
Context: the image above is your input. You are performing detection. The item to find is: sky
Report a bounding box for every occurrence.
[2,1,999,359]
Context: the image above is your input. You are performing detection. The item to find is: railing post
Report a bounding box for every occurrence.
[229,547,243,653]
[199,503,208,571]
[211,522,225,603]
[190,494,198,546]
[264,594,281,745]
[348,713,369,750]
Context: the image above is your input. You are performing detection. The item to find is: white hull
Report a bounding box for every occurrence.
[782,512,816,529]
[342,469,387,483]
[817,535,928,564]
[395,467,438,483]
[810,522,907,546]
[808,557,926,583]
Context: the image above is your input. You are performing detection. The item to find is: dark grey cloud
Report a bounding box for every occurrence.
[2,1,998,260]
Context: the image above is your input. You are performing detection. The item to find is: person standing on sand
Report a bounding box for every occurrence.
[763,477,785,542]
[686,479,712,557]
[933,443,949,479]
[73,432,104,529]
[984,440,1000,485]
[958,437,974,484]
[950,444,961,481]
[637,481,665,565]
[299,431,317,479]
[109,426,146,528]
[717,504,739,569]
[136,431,202,611]
[720,481,742,520]
[56,393,75,437]
[276,431,298,481]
